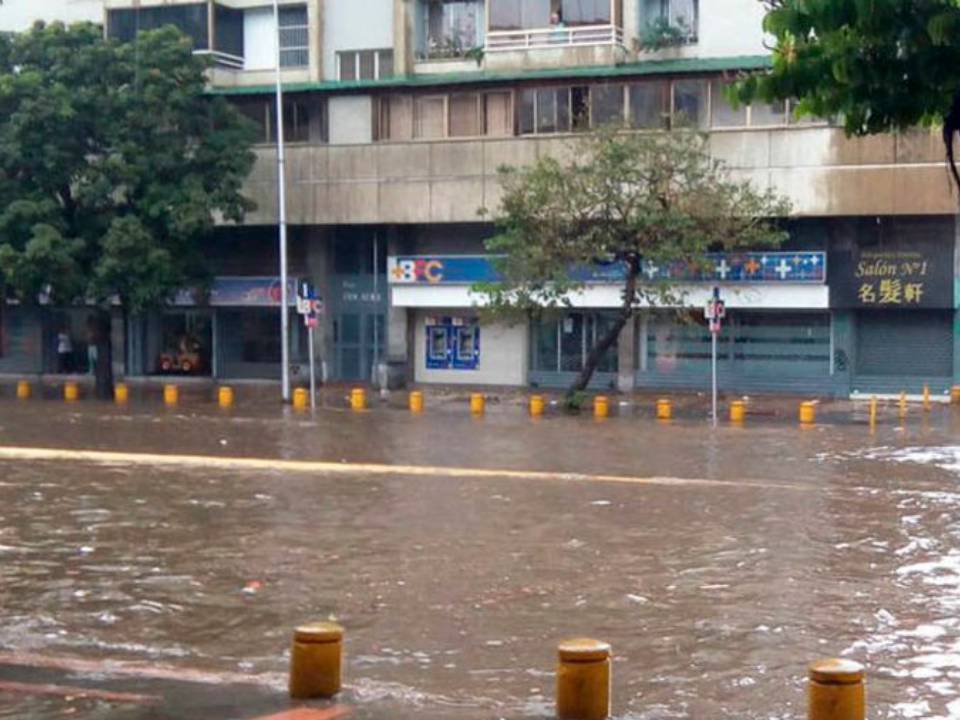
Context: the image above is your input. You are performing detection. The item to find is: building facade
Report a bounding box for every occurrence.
[1,0,958,395]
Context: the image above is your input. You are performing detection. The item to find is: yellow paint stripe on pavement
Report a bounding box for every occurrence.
[0,445,804,491]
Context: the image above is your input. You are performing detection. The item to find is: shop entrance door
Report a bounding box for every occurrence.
[330,231,388,383]
[334,308,385,382]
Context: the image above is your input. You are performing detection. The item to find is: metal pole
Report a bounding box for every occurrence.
[711,329,718,428]
[308,324,316,410]
[371,234,379,385]
[273,0,290,402]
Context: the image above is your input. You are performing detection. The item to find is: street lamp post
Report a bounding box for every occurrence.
[272,0,290,402]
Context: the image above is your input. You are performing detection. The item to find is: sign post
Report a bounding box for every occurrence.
[297,282,323,411]
[705,287,725,428]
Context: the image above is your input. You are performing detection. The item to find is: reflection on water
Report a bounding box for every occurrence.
[1,401,960,717]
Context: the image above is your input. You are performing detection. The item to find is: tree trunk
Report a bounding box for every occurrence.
[566,261,640,397]
[93,309,114,400]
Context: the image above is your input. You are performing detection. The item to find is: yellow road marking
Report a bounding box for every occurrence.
[0,445,803,491]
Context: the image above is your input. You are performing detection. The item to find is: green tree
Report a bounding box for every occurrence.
[0,22,256,397]
[735,0,960,187]
[479,129,790,397]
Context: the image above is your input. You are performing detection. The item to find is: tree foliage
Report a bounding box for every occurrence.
[479,128,790,395]
[736,0,960,187]
[0,22,257,393]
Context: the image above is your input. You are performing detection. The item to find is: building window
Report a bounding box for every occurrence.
[377,95,415,141]
[415,96,447,138]
[489,0,551,30]
[591,83,624,126]
[628,81,669,129]
[338,49,395,81]
[107,4,210,49]
[672,78,708,128]
[449,93,481,137]
[640,0,698,42]
[560,0,613,25]
[710,80,746,128]
[483,92,514,136]
[531,313,619,374]
[419,0,486,60]
[278,5,309,68]
[230,96,327,144]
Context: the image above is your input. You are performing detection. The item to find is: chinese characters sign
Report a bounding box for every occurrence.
[831,245,953,309]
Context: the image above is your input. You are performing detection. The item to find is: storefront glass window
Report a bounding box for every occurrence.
[531,313,619,374]
[156,312,211,375]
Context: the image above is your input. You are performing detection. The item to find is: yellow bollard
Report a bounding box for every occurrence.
[64,382,79,402]
[114,383,129,404]
[952,386,960,405]
[593,395,609,419]
[292,387,309,411]
[289,622,344,700]
[923,384,931,411]
[16,380,32,400]
[409,390,424,413]
[808,658,865,720]
[350,387,366,411]
[470,392,485,415]
[218,386,234,409]
[800,401,816,425]
[729,400,745,423]
[163,384,179,406]
[899,391,908,419]
[530,395,545,417]
[556,638,611,720]
[656,398,672,421]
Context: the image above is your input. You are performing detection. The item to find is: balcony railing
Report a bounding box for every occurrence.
[486,24,623,52]
[194,49,245,70]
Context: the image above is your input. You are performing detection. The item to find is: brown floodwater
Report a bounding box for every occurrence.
[2,392,960,718]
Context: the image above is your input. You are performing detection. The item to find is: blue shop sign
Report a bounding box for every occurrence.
[388,252,826,285]
[173,277,299,307]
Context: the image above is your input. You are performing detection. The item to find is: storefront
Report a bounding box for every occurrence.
[829,217,957,395]
[0,302,43,375]
[389,252,832,391]
[126,277,305,380]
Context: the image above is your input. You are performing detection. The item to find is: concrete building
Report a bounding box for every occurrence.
[2,0,957,396]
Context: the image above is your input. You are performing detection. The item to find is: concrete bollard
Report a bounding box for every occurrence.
[16,380,32,400]
[163,384,179,406]
[556,638,611,720]
[729,400,745,423]
[868,397,877,427]
[114,383,129,404]
[289,622,344,700]
[808,658,865,720]
[64,382,79,402]
[530,395,545,417]
[470,393,485,415]
[409,391,424,413]
[350,387,366,411]
[292,387,309,411]
[218,386,234,409]
[593,395,609,419]
[800,401,816,425]
[899,392,907,419]
[952,385,960,405]
[656,398,672,421]
[923,384,931,411]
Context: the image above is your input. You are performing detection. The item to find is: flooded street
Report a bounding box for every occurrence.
[2,393,960,718]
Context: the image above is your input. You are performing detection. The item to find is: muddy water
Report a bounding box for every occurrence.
[2,398,960,718]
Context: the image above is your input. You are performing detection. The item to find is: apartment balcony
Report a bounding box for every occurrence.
[486,24,623,52]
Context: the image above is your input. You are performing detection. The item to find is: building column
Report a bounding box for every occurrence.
[617,315,637,393]
[386,228,410,387]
